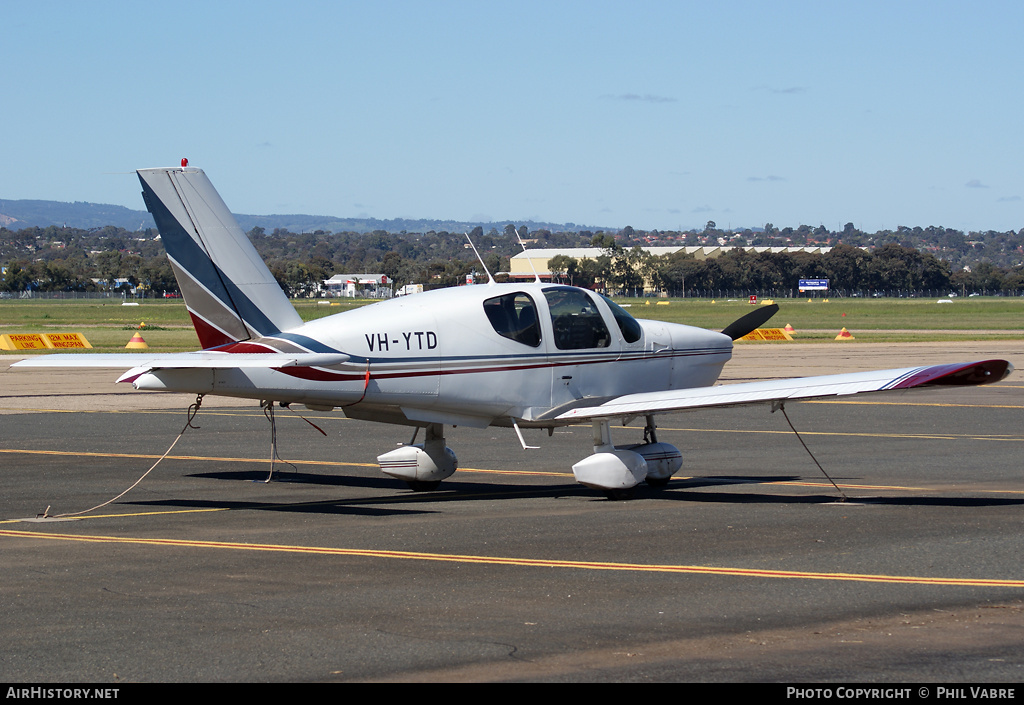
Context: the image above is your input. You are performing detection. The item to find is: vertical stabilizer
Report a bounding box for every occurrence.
[138,167,302,349]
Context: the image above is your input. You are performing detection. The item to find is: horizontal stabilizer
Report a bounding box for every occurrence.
[12,352,350,371]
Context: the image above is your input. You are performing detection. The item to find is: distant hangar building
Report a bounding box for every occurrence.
[508,246,832,282]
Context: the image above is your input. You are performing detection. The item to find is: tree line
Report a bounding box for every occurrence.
[569,242,1024,296]
[1,222,1022,296]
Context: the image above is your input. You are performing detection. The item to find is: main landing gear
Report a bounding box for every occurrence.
[571,416,682,500]
[375,416,680,499]
[261,403,677,498]
[377,423,457,491]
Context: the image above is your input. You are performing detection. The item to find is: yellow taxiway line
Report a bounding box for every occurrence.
[1,444,1021,497]
[3,527,1022,589]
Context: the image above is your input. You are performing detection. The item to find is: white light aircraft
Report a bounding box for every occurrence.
[14,166,1014,498]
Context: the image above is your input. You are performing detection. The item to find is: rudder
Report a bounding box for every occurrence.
[138,167,302,349]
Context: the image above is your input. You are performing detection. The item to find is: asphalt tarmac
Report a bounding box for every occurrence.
[2,341,1023,683]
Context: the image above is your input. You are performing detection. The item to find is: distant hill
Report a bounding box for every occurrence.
[0,199,156,231]
[0,198,590,235]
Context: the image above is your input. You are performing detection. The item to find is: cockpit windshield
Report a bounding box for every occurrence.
[542,287,611,349]
[599,294,643,343]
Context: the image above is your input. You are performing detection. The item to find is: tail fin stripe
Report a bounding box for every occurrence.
[167,240,283,336]
[165,256,251,343]
[144,179,281,336]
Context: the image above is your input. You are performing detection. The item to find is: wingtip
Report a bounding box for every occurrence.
[891,359,1013,389]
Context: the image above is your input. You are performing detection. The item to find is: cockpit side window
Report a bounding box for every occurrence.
[543,286,611,350]
[600,294,643,344]
[483,292,541,347]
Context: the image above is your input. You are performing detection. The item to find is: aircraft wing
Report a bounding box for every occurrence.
[12,352,350,372]
[555,359,1013,422]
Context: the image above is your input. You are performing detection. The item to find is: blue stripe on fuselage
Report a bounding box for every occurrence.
[270,332,345,354]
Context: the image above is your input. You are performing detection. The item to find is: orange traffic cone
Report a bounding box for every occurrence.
[125,332,149,349]
[834,327,854,341]
[784,323,795,333]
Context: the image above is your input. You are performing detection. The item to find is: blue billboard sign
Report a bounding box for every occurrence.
[799,279,829,291]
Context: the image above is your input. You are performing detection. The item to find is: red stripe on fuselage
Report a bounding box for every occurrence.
[274,348,725,383]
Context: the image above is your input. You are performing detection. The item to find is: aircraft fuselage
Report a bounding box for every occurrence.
[133,282,733,429]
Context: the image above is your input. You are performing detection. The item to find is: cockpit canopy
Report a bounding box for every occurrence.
[483,287,644,349]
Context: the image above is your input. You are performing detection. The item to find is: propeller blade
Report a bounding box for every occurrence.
[721,303,780,341]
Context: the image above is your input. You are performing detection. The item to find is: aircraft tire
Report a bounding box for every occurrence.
[406,480,442,492]
[604,487,636,501]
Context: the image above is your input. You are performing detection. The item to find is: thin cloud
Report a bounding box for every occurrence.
[965,179,989,189]
[752,85,808,95]
[601,93,677,104]
[747,175,786,182]
[996,195,1020,202]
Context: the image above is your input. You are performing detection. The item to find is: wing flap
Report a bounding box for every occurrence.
[555,360,1013,422]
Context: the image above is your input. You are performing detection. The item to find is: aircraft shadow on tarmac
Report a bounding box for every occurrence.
[661,475,1024,507]
[125,496,434,518]
[185,468,590,496]
[119,471,1024,515]
[123,469,593,516]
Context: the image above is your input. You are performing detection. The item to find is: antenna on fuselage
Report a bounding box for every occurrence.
[464,232,495,285]
[513,225,541,284]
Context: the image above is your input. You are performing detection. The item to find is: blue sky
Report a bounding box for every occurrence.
[4,1,1023,233]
